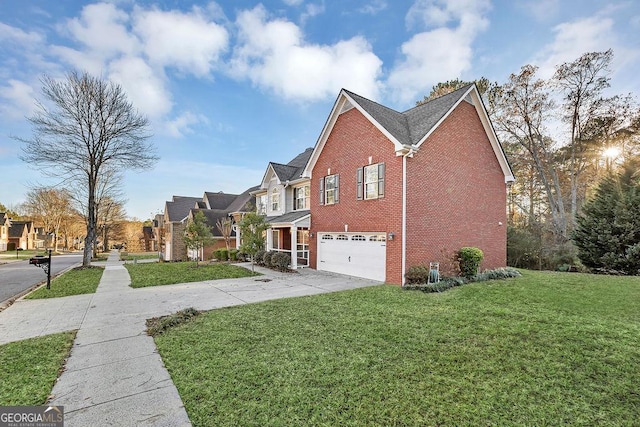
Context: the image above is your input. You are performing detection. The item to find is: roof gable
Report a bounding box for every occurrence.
[259,148,313,188]
[303,84,514,183]
[165,196,201,222]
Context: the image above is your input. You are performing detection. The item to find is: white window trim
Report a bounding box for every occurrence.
[271,188,280,212]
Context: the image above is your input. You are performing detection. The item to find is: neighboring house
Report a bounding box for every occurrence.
[0,213,10,251]
[163,196,202,261]
[8,220,33,250]
[161,188,257,261]
[250,148,313,269]
[142,226,155,252]
[301,84,514,284]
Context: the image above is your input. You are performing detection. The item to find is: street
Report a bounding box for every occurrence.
[0,253,83,304]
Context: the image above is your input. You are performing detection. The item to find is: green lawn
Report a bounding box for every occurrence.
[154,270,640,426]
[120,252,159,261]
[26,266,103,299]
[0,332,76,405]
[125,262,259,288]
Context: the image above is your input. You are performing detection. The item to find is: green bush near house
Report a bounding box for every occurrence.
[262,250,275,267]
[254,250,266,266]
[458,247,484,278]
[271,252,291,271]
[214,248,229,261]
[229,249,238,261]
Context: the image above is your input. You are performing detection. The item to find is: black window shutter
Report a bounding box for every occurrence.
[319,177,324,205]
[335,174,340,203]
[378,163,385,198]
[357,167,363,200]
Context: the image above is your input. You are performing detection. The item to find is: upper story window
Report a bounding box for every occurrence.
[319,174,339,205]
[294,185,310,210]
[271,188,280,211]
[357,163,385,200]
[257,194,268,215]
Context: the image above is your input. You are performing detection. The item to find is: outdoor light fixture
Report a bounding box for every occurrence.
[388,232,395,241]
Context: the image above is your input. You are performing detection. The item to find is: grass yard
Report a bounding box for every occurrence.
[125,261,259,288]
[0,249,54,261]
[120,251,159,261]
[26,266,103,299]
[0,332,76,405]
[154,270,640,426]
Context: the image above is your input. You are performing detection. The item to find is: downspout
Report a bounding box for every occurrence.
[402,153,407,287]
[399,145,416,287]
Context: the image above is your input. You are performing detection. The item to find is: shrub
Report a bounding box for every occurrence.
[405,265,430,284]
[271,252,291,271]
[254,249,266,266]
[146,307,200,336]
[474,267,522,282]
[229,249,238,261]
[236,251,247,262]
[458,247,484,279]
[263,251,275,267]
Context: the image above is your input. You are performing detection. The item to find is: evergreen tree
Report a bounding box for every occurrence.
[573,158,640,274]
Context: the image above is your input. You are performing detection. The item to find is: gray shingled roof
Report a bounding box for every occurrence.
[165,196,201,222]
[8,221,29,238]
[265,211,310,225]
[204,192,240,210]
[343,84,473,146]
[227,185,260,212]
[190,209,235,238]
[269,147,314,182]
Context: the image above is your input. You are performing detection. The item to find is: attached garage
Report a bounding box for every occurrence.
[317,233,386,281]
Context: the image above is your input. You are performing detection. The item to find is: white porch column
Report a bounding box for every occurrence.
[266,228,272,251]
[234,225,241,249]
[290,225,297,269]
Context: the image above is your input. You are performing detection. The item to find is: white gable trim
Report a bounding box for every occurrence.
[415,85,515,183]
[259,164,281,189]
[303,90,404,178]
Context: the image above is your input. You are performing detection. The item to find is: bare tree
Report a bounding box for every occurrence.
[553,50,613,226]
[18,71,158,266]
[492,65,569,241]
[216,217,233,252]
[22,187,74,251]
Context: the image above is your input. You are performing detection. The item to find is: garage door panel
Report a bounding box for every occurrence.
[317,233,386,281]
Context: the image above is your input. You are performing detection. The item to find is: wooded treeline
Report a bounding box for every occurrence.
[422,50,640,270]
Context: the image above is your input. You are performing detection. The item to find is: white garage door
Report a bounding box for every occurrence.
[317,233,386,281]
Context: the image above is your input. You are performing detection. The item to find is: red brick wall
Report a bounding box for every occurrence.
[309,107,404,284]
[406,101,507,275]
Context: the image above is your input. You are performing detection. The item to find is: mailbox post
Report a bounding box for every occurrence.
[29,249,52,289]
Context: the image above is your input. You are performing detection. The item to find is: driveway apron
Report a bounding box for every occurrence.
[39,251,381,426]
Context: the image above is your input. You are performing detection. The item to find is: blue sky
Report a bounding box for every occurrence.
[1,0,639,219]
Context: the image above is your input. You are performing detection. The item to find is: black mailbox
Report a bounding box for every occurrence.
[29,255,50,265]
[29,250,52,289]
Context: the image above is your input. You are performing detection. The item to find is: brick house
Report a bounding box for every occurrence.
[161,189,256,261]
[301,84,514,285]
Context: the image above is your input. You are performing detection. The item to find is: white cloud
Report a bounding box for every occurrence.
[387,0,490,103]
[533,16,618,79]
[282,0,303,6]
[359,0,388,15]
[61,2,139,59]
[0,79,37,119]
[520,0,560,22]
[229,5,383,101]
[108,56,172,119]
[0,22,43,45]
[165,111,208,138]
[133,6,228,77]
[301,3,325,23]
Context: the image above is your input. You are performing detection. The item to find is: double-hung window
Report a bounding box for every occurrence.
[271,188,280,211]
[319,174,339,205]
[257,194,268,215]
[357,163,385,200]
[294,185,310,210]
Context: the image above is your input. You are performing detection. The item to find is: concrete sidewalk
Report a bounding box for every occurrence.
[0,251,380,426]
